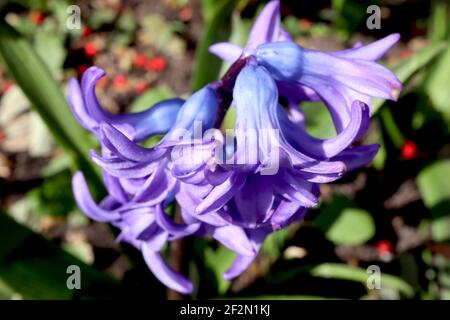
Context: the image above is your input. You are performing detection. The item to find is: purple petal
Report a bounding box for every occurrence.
[234,175,274,227]
[247,0,281,49]
[209,43,243,63]
[154,204,200,237]
[333,33,400,61]
[195,172,247,214]
[223,255,255,280]
[281,101,370,159]
[142,245,193,294]
[100,123,165,162]
[133,163,176,204]
[208,225,255,256]
[67,78,98,132]
[72,172,120,222]
[332,144,380,171]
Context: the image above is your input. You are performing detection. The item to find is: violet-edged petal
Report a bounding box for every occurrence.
[68,78,98,131]
[102,171,128,204]
[142,244,193,294]
[246,0,281,50]
[99,195,121,210]
[332,144,380,171]
[100,122,166,162]
[223,255,255,281]
[256,41,402,99]
[256,42,402,123]
[208,43,243,64]
[162,86,219,144]
[222,228,268,280]
[117,98,184,142]
[195,172,247,214]
[142,228,168,251]
[234,175,274,227]
[208,225,255,256]
[332,33,400,61]
[267,198,302,228]
[91,151,159,179]
[271,172,318,208]
[80,67,115,123]
[174,183,231,227]
[154,204,200,237]
[281,101,370,159]
[72,171,120,222]
[233,64,347,177]
[133,162,176,204]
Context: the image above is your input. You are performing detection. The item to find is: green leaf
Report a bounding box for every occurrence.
[192,0,239,90]
[315,197,375,246]
[372,42,446,114]
[27,170,76,217]
[0,19,102,193]
[0,212,119,299]
[417,160,450,242]
[130,87,176,112]
[428,0,449,44]
[269,263,414,298]
[424,42,450,119]
[417,160,450,210]
[34,20,66,76]
[302,101,336,139]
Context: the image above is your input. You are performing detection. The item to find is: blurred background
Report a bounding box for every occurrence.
[0,0,449,300]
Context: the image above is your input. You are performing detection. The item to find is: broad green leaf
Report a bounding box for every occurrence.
[428,0,449,44]
[0,19,102,192]
[419,216,450,243]
[379,107,404,149]
[192,0,239,90]
[424,42,450,119]
[261,228,290,259]
[269,263,414,298]
[372,42,446,114]
[417,160,450,242]
[315,197,375,246]
[302,101,336,139]
[34,20,66,76]
[0,212,119,299]
[26,170,76,217]
[204,246,236,295]
[417,160,450,209]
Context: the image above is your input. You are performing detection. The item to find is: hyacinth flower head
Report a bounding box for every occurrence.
[68,0,402,293]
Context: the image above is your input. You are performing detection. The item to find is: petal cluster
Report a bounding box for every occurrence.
[68,0,401,293]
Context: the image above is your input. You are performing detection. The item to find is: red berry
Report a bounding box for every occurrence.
[375,240,393,254]
[133,53,147,68]
[76,64,89,76]
[113,75,127,88]
[84,42,98,58]
[2,80,13,92]
[179,8,193,21]
[82,26,93,38]
[299,18,312,29]
[0,131,4,143]
[31,11,45,25]
[146,56,167,72]
[399,49,412,59]
[134,81,149,94]
[401,140,418,160]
